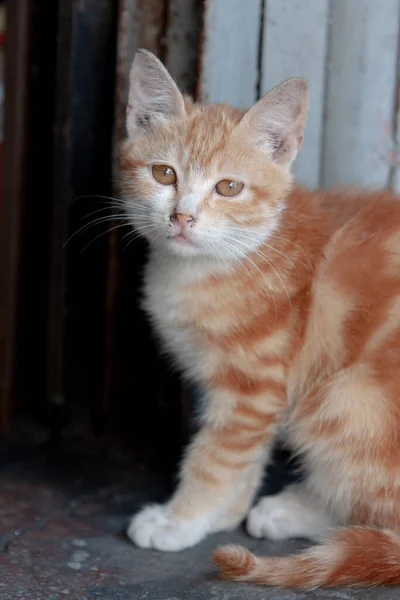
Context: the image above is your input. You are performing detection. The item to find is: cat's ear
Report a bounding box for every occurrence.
[241,77,309,167]
[126,49,185,138]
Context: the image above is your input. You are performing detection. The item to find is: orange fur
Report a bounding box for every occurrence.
[123,50,400,587]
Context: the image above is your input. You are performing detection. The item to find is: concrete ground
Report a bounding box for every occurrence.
[0,441,398,600]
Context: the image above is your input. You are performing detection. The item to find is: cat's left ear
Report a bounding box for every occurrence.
[240,77,309,167]
[126,49,185,138]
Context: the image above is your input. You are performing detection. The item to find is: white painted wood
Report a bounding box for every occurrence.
[392,109,400,192]
[392,53,400,193]
[322,0,400,189]
[199,0,262,107]
[260,0,329,188]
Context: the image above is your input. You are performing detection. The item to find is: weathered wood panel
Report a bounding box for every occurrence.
[17,0,59,427]
[321,0,400,188]
[46,0,74,416]
[46,0,119,437]
[164,0,200,95]
[391,58,400,192]
[260,0,329,188]
[198,0,262,107]
[0,0,30,429]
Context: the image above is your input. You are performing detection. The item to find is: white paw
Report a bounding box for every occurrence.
[127,504,209,551]
[247,495,300,541]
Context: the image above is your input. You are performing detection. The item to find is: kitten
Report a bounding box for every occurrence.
[119,49,400,588]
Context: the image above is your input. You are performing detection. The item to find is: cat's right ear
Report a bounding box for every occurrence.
[126,49,185,138]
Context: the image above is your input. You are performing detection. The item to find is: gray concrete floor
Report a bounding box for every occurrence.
[0,442,398,600]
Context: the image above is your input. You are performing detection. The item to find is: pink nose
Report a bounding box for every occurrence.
[174,213,195,226]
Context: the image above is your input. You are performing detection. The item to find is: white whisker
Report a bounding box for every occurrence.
[121,224,161,249]
[80,222,132,252]
[63,215,134,247]
[228,237,292,311]
[222,229,303,276]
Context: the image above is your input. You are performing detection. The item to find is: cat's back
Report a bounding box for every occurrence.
[314,187,400,286]
[289,187,400,402]
[301,188,400,374]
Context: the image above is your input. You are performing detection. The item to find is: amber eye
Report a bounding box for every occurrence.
[215,179,244,197]
[152,164,177,185]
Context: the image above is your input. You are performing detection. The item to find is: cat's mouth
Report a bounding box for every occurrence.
[167,231,200,255]
[168,232,195,246]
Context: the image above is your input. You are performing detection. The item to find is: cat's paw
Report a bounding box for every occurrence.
[247,495,298,540]
[127,504,209,551]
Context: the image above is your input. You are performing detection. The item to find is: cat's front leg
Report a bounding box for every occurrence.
[128,385,285,551]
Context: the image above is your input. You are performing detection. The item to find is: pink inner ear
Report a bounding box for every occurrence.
[262,112,307,166]
[126,50,185,139]
[270,134,297,165]
[239,77,309,167]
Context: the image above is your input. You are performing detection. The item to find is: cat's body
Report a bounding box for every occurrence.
[121,50,400,588]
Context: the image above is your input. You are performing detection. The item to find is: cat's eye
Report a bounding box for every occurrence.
[215,179,244,197]
[152,164,177,185]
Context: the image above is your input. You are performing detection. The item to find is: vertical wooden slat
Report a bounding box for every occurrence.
[136,0,167,54]
[260,0,329,188]
[199,0,262,107]
[45,0,119,439]
[105,0,139,417]
[322,0,400,188]
[17,0,59,427]
[391,47,400,192]
[0,0,30,430]
[112,0,140,164]
[47,0,75,413]
[164,0,201,95]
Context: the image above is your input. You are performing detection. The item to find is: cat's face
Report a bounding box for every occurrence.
[120,50,308,261]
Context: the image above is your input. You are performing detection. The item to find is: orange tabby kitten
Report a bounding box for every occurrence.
[120,49,400,588]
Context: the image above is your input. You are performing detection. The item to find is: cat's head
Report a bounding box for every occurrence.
[120,49,308,260]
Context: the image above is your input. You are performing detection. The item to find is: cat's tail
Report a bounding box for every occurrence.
[213,526,400,588]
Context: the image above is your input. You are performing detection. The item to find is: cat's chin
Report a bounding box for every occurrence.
[167,236,204,258]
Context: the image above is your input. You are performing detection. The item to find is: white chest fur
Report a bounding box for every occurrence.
[142,250,223,381]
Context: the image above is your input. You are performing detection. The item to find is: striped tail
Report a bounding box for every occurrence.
[213,526,400,588]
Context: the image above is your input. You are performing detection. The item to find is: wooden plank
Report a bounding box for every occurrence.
[321,0,400,188]
[46,0,74,414]
[112,0,140,164]
[17,0,59,424]
[0,0,30,430]
[112,0,199,152]
[164,0,200,95]
[136,0,167,55]
[112,0,169,165]
[260,0,329,188]
[391,54,400,192]
[45,0,119,440]
[198,0,262,107]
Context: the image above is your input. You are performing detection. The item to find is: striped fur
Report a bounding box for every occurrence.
[121,51,400,588]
